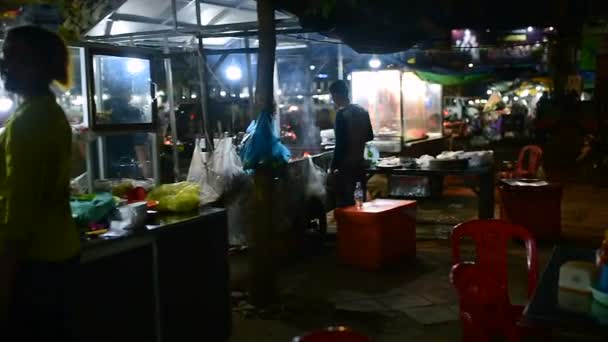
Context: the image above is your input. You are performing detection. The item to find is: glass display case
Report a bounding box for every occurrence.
[351,70,402,138]
[87,49,157,131]
[96,133,155,180]
[351,70,442,145]
[402,72,443,141]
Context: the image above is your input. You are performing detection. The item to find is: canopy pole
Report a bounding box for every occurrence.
[195,0,213,151]
[244,33,255,121]
[170,0,178,31]
[338,44,344,80]
[164,37,180,182]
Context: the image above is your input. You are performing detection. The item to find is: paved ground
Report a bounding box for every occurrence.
[228,179,608,341]
[230,240,555,341]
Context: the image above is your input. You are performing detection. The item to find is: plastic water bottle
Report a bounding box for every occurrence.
[354,182,364,209]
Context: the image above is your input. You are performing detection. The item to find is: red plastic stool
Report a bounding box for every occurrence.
[293,327,371,342]
[335,199,417,270]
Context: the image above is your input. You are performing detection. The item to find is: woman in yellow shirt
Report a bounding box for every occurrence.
[0,26,80,341]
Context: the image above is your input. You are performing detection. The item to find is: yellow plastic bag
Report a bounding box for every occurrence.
[148,182,201,212]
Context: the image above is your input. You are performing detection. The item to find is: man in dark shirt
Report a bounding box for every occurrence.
[329,80,374,207]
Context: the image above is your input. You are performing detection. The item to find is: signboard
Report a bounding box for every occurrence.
[451,28,551,64]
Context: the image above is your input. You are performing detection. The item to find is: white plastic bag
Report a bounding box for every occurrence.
[187,139,220,205]
[304,156,327,202]
[208,137,244,195]
[225,179,253,245]
[417,155,435,168]
[187,137,250,244]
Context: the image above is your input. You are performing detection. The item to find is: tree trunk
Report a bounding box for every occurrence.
[249,0,278,307]
[255,0,277,115]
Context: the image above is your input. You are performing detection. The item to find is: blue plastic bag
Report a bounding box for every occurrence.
[70,192,115,225]
[240,111,291,171]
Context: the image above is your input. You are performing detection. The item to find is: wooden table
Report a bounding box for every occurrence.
[367,166,495,219]
[523,245,608,340]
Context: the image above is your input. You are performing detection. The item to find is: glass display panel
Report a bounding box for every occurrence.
[90,53,155,130]
[402,72,443,141]
[351,70,402,138]
[57,47,87,126]
[103,132,154,179]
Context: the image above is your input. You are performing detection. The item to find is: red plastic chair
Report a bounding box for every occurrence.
[499,145,543,179]
[450,220,538,342]
[514,145,543,178]
[293,327,371,342]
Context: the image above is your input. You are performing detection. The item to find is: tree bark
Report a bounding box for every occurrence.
[249,0,278,307]
[255,0,277,115]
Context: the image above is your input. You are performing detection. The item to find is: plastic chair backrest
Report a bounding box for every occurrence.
[515,145,543,178]
[451,220,538,299]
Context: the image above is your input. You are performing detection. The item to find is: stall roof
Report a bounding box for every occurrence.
[84,0,306,49]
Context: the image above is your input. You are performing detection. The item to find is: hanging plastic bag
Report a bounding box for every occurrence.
[304,156,327,203]
[240,111,291,171]
[208,137,245,195]
[187,139,220,205]
[225,176,254,246]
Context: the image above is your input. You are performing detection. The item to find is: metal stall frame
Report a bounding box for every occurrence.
[77,0,309,186]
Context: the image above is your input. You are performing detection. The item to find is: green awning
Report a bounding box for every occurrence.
[414,70,493,86]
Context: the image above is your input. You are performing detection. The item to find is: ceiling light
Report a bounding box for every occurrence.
[126,58,146,74]
[369,56,382,69]
[225,65,242,81]
[0,97,14,113]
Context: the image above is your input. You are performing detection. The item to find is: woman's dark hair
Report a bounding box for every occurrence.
[6,25,70,88]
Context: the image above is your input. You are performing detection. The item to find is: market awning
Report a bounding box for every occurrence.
[83,0,302,48]
[414,70,493,86]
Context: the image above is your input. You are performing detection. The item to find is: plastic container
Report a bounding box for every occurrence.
[335,199,417,270]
